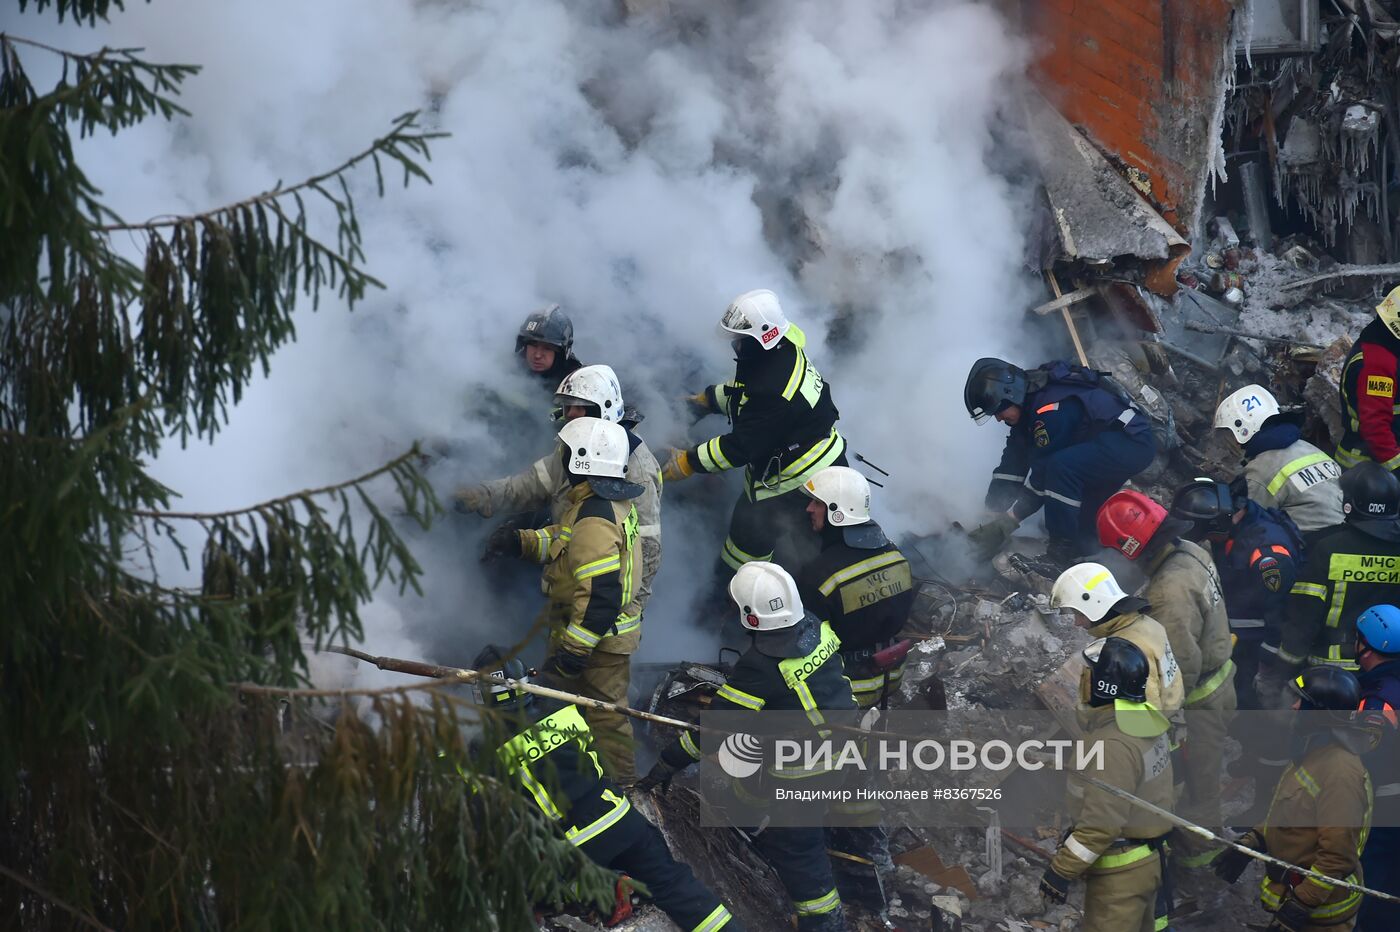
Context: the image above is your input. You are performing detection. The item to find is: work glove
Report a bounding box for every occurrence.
[636,758,680,793]
[1212,831,1262,885]
[1038,866,1071,905]
[452,484,492,518]
[685,390,714,423]
[483,525,522,561]
[1266,894,1313,932]
[968,513,1018,560]
[1253,653,1299,711]
[539,649,589,681]
[661,448,695,483]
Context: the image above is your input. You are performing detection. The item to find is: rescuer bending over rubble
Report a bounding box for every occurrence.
[454,364,663,615]
[1339,285,1400,472]
[664,289,846,586]
[485,416,643,783]
[796,465,914,709]
[1215,666,1374,932]
[963,357,1156,569]
[1097,490,1236,877]
[641,561,878,932]
[466,645,741,932]
[1038,636,1173,932]
[1214,383,1344,538]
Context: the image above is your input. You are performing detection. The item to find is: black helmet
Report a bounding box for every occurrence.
[473,644,531,709]
[1169,478,1239,539]
[515,304,575,356]
[1290,665,1361,712]
[1341,462,1400,522]
[964,357,1027,424]
[1082,637,1149,706]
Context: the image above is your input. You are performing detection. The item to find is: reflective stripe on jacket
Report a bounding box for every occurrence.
[1244,438,1345,533]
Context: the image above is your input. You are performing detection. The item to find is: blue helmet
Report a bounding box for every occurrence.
[1358,604,1400,654]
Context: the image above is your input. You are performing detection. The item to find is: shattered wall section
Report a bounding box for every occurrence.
[1023,0,1238,235]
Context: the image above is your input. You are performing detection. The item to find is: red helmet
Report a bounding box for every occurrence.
[1097,490,1167,560]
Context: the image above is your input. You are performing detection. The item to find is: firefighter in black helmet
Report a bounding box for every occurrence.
[1216,666,1373,932]
[1271,463,1400,687]
[1042,637,1173,932]
[964,357,1156,567]
[463,645,741,932]
[516,304,583,387]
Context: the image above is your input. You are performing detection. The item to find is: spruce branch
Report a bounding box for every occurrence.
[16,0,133,27]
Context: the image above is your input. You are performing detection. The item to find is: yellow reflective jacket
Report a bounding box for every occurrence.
[1257,737,1372,923]
[1143,540,1234,703]
[1051,705,1174,880]
[517,482,641,656]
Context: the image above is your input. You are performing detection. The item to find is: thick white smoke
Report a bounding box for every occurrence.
[21,0,1037,680]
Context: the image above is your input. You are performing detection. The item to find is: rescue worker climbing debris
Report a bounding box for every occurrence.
[1215,383,1344,537]
[487,416,643,783]
[796,465,915,709]
[665,289,846,578]
[465,646,740,932]
[1355,605,1400,931]
[1215,666,1374,932]
[963,357,1156,566]
[1040,637,1173,932]
[1050,562,1184,718]
[516,303,583,388]
[1269,463,1400,695]
[1097,490,1236,875]
[642,561,867,932]
[454,365,663,613]
[1339,285,1400,471]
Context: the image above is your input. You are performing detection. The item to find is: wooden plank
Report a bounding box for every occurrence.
[1031,286,1096,316]
[1045,271,1089,367]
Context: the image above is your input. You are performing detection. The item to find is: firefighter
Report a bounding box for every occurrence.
[487,416,643,782]
[963,357,1156,566]
[1097,490,1236,873]
[1050,562,1184,718]
[467,646,740,932]
[1355,601,1400,929]
[454,365,662,613]
[1214,383,1344,537]
[1215,666,1374,932]
[796,465,915,709]
[1040,637,1174,932]
[642,561,863,932]
[1355,605,1400,931]
[1262,463,1400,708]
[1169,477,1305,709]
[663,290,846,578]
[1338,285,1400,471]
[516,303,583,388]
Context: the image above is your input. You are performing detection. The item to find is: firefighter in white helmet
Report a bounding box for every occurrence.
[454,364,663,615]
[642,561,867,931]
[485,416,644,783]
[1051,563,1184,721]
[664,290,846,582]
[796,466,915,708]
[1213,383,1342,536]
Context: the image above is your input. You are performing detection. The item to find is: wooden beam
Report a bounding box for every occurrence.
[1031,286,1097,316]
[1045,270,1090,366]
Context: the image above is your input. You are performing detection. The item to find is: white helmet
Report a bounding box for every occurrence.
[1050,562,1129,624]
[802,466,871,526]
[555,364,624,423]
[720,289,790,350]
[729,561,804,631]
[557,417,629,479]
[1213,384,1280,444]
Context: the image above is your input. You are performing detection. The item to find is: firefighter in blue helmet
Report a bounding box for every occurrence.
[1355,605,1400,930]
[964,357,1157,567]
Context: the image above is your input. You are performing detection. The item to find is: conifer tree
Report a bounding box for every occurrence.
[2,2,612,927]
